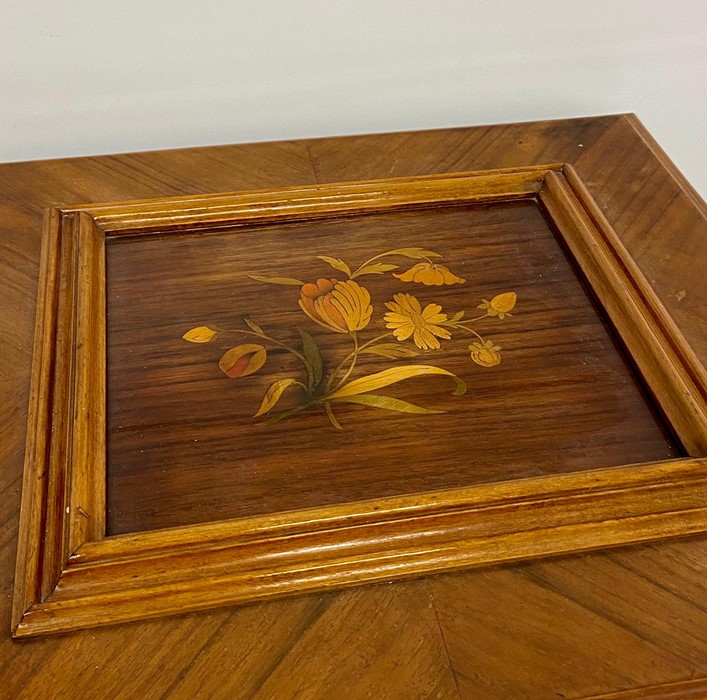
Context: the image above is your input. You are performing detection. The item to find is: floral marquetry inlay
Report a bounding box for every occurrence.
[183,247,516,429]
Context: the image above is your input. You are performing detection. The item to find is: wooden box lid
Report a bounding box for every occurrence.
[12,127,707,638]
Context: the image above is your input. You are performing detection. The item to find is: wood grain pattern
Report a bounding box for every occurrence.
[428,547,707,699]
[105,198,678,532]
[68,213,106,552]
[574,117,707,363]
[2,116,706,697]
[539,170,707,454]
[70,164,553,231]
[577,678,707,699]
[15,459,707,637]
[9,209,62,622]
[13,163,707,638]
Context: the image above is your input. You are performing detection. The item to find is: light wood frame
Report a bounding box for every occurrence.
[12,164,707,638]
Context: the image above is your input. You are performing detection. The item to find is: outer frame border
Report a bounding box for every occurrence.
[12,164,707,638]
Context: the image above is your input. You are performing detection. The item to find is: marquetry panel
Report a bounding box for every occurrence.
[12,162,707,638]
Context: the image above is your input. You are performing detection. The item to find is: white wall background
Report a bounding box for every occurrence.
[1,1,705,196]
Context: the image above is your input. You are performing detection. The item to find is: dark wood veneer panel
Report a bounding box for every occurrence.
[105,199,678,534]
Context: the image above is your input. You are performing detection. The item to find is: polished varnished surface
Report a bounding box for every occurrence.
[15,168,704,639]
[2,116,707,697]
[105,199,679,534]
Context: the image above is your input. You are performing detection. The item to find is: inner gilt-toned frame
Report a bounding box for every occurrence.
[12,164,707,638]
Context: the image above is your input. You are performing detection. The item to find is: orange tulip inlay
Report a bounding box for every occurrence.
[299,278,373,333]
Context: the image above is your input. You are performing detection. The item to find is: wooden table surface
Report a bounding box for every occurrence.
[1,115,706,699]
